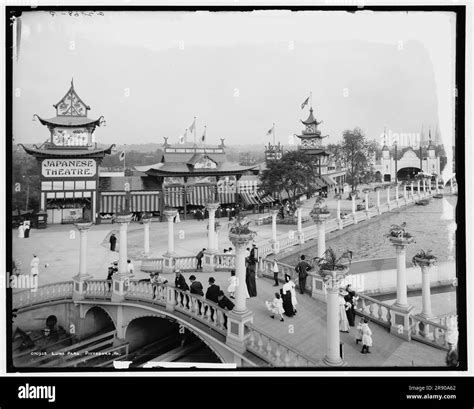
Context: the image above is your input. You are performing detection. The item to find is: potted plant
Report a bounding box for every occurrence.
[312,248,353,283]
[228,214,257,244]
[386,222,414,245]
[412,249,437,267]
[310,196,331,222]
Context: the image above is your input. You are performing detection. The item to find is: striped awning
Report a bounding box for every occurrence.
[130,192,160,212]
[100,193,127,213]
[256,192,274,203]
[240,192,259,206]
[164,186,184,207]
[314,177,327,189]
[187,185,214,206]
[100,192,161,213]
[218,192,237,204]
[321,175,336,186]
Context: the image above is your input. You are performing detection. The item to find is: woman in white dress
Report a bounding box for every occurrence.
[227,270,250,299]
[283,274,298,314]
[17,223,25,238]
[360,318,373,353]
[338,290,350,332]
[265,292,285,321]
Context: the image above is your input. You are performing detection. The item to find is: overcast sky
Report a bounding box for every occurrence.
[12,10,456,148]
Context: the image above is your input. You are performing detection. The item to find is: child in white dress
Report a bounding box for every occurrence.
[265,292,285,322]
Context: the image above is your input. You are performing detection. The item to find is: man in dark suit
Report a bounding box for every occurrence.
[189,274,204,313]
[295,255,312,294]
[205,277,220,321]
[109,233,117,251]
[174,270,189,308]
[217,290,234,329]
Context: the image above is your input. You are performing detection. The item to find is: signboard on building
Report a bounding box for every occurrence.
[41,159,97,177]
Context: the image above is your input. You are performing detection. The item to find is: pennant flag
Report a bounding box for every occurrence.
[201,126,207,142]
[301,96,310,110]
[119,151,125,161]
[179,129,188,144]
[266,125,274,135]
[189,117,196,133]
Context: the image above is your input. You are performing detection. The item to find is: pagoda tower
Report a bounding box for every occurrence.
[19,80,114,224]
[294,106,330,175]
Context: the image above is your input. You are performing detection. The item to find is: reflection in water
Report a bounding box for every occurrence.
[326,196,457,262]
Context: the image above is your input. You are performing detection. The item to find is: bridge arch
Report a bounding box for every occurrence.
[397,166,422,181]
[81,304,117,337]
[123,311,226,363]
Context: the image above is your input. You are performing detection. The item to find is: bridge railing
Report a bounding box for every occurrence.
[140,258,164,273]
[411,315,450,350]
[13,281,74,309]
[245,323,319,367]
[173,256,198,271]
[353,293,392,329]
[85,280,112,299]
[213,253,236,270]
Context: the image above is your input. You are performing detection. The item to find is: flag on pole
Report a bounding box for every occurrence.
[201,126,207,142]
[301,96,310,109]
[119,151,125,161]
[266,124,274,135]
[179,129,188,144]
[189,118,196,133]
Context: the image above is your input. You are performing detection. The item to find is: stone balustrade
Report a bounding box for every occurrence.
[85,279,112,299]
[13,282,74,309]
[353,293,392,329]
[173,256,198,271]
[411,314,450,350]
[245,323,319,367]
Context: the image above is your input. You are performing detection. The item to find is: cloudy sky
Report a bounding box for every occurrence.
[12,9,456,148]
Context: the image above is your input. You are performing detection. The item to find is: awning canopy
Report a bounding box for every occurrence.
[321,175,336,186]
[186,185,214,206]
[218,192,237,204]
[100,192,161,213]
[164,186,184,207]
[256,191,274,203]
[314,177,326,189]
[240,192,259,206]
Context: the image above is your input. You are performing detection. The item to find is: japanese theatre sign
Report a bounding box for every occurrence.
[42,159,97,177]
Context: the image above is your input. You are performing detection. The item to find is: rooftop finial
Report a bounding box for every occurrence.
[71,77,74,88]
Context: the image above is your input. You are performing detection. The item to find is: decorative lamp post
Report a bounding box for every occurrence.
[310,197,332,258]
[295,200,304,243]
[142,213,152,255]
[226,215,256,353]
[393,140,398,184]
[335,193,343,230]
[387,223,414,339]
[412,250,437,320]
[313,248,352,367]
[72,221,93,301]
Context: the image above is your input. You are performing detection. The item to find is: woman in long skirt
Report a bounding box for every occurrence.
[17,223,25,239]
[339,290,350,332]
[245,265,257,297]
[280,288,295,317]
[282,274,297,314]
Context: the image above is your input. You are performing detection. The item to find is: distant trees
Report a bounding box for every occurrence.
[340,128,377,192]
[12,150,41,212]
[101,149,163,169]
[260,150,319,203]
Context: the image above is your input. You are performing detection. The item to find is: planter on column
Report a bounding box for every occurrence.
[112,214,133,303]
[310,198,331,258]
[319,267,351,367]
[226,228,256,353]
[412,252,437,320]
[72,222,93,301]
[388,233,414,340]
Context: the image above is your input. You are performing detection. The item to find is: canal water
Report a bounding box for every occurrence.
[284,195,457,264]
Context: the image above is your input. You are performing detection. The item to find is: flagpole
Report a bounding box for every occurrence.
[123,144,126,175]
[273,123,275,146]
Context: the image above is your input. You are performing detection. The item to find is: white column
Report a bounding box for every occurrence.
[394,244,409,308]
[297,207,302,234]
[351,195,356,214]
[386,187,390,204]
[92,191,97,223]
[230,238,251,314]
[40,192,45,212]
[403,184,407,199]
[336,198,341,220]
[163,209,177,256]
[417,180,421,197]
[143,219,151,254]
[411,182,415,198]
[395,185,399,204]
[323,274,344,366]
[317,220,326,257]
[118,218,129,275]
[206,202,219,252]
[76,222,92,278]
[271,210,278,242]
[420,263,434,319]
[376,189,380,208]
[365,192,369,211]
[422,179,426,196]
